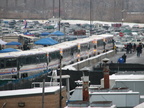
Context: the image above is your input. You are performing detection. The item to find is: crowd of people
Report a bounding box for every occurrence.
[117,42,143,63]
[125,42,143,57]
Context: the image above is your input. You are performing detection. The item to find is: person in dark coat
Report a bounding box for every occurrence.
[126,43,130,54]
[133,43,136,52]
[122,53,127,63]
[129,43,133,53]
[136,45,142,57]
[139,43,143,54]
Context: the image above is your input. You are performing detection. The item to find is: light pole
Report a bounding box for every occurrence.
[77,44,81,71]
[103,42,106,52]
[17,59,23,79]
[58,3,62,107]
[58,1,62,106]
[46,53,49,70]
[16,59,23,79]
[42,79,45,108]
[121,10,125,24]
[121,0,125,25]
[17,60,20,79]
[58,0,61,31]
[90,0,92,37]
[53,0,55,17]
[59,49,63,108]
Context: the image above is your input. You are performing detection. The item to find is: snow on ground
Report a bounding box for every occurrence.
[0,86,63,97]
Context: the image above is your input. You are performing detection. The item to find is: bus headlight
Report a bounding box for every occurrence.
[93,49,97,52]
[77,54,80,57]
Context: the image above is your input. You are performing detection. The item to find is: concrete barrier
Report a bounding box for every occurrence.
[62,50,115,70]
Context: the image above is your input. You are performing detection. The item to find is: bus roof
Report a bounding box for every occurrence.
[19,34,38,40]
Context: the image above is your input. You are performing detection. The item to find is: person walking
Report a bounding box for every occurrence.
[129,43,133,53]
[136,44,142,57]
[133,43,136,52]
[126,43,130,54]
[122,53,127,63]
[139,43,143,54]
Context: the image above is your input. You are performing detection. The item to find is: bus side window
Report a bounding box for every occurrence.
[39,54,47,63]
[0,59,5,68]
[88,44,90,50]
[78,49,80,53]
[6,58,17,68]
[49,57,51,62]
[70,48,73,55]
[21,73,28,78]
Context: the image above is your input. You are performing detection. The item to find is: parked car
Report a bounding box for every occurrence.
[114,41,125,51]
[131,39,142,45]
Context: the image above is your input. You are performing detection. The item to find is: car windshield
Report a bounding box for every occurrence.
[131,39,141,42]
[121,40,127,42]
[115,42,123,45]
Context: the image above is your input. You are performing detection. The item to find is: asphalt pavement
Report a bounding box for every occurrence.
[109,49,144,64]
